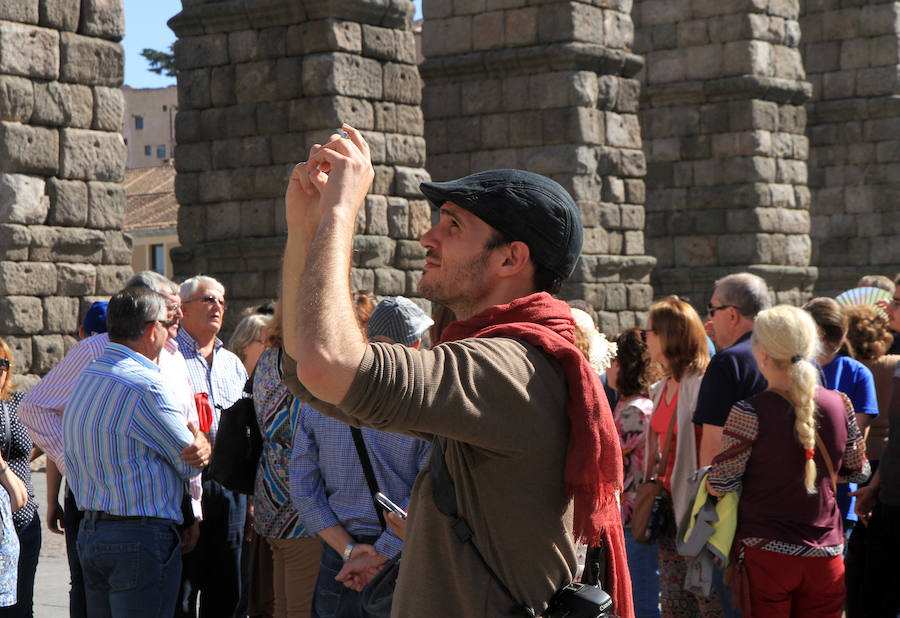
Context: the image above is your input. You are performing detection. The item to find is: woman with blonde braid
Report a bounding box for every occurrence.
[707,306,871,617]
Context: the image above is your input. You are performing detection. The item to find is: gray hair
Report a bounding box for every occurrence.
[125,271,178,296]
[857,275,895,295]
[107,287,168,343]
[228,313,272,361]
[180,275,225,302]
[714,272,772,319]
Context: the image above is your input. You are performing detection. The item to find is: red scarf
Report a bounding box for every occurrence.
[440,292,634,618]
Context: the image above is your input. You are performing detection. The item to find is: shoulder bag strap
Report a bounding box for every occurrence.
[430,437,536,617]
[1,400,10,457]
[814,432,838,495]
[350,427,387,531]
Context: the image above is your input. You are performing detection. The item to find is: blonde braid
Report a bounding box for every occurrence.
[788,357,819,493]
[752,305,822,494]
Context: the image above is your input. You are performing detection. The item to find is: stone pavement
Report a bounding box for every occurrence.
[30,458,70,618]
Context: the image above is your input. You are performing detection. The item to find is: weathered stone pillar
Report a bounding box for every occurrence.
[169,0,430,327]
[802,1,900,297]
[420,0,655,334]
[0,1,131,386]
[636,0,816,307]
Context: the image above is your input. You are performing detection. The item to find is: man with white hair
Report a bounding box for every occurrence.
[174,275,248,618]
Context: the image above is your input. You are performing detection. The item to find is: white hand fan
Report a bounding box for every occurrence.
[835,286,891,319]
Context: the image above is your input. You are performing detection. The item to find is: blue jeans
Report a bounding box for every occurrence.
[624,527,660,618]
[176,477,246,618]
[711,561,741,618]
[312,540,383,618]
[77,516,182,618]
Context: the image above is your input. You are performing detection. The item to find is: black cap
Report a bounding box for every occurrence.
[419,169,583,280]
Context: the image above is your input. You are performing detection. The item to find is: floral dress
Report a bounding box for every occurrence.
[0,487,18,606]
[613,395,654,526]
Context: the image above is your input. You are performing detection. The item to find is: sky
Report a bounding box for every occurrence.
[123,0,423,89]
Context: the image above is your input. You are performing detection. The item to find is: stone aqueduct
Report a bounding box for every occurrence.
[0,0,898,383]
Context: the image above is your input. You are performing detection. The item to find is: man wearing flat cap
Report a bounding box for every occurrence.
[281,126,632,618]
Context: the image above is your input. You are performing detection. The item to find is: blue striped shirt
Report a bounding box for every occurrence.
[175,329,247,444]
[290,402,430,558]
[63,343,196,523]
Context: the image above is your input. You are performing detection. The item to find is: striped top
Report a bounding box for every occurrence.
[63,343,196,523]
[251,347,309,539]
[175,329,247,444]
[18,333,203,518]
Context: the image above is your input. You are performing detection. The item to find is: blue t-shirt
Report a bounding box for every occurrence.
[821,355,877,416]
[693,332,768,426]
[822,354,877,523]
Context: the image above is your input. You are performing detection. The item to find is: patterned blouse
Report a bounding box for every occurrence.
[613,395,654,526]
[1,392,37,531]
[251,347,309,539]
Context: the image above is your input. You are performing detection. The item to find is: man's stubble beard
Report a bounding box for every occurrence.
[417,248,494,318]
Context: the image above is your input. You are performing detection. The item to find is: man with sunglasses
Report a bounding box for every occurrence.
[18,271,207,618]
[63,287,206,617]
[174,275,249,618]
[692,272,771,617]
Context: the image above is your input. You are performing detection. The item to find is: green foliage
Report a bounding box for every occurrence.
[140,44,176,77]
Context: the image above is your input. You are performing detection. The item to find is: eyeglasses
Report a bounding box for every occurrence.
[146,318,177,329]
[707,303,736,317]
[186,295,226,310]
[167,302,181,314]
[890,297,900,308]
[0,358,9,371]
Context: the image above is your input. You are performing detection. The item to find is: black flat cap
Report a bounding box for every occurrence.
[419,169,583,280]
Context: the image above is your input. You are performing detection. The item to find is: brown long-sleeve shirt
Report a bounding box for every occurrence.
[284,337,577,617]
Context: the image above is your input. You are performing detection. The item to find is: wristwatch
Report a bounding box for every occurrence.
[342,541,356,563]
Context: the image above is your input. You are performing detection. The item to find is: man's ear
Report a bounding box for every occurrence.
[499,240,531,276]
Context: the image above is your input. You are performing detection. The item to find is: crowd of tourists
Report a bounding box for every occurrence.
[1,125,899,618]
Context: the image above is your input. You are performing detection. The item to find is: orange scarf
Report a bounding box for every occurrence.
[441,292,633,618]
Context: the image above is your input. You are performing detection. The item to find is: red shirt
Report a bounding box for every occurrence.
[650,380,679,492]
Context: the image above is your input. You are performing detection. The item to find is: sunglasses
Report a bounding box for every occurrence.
[146,318,178,329]
[640,329,655,342]
[707,303,736,317]
[0,358,9,370]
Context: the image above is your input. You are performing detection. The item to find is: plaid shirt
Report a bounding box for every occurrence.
[175,329,247,444]
[290,402,430,559]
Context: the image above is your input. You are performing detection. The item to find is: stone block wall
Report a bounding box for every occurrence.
[636,0,817,309]
[0,1,130,386]
[420,0,655,334]
[169,0,430,328]
[801,0,900,297]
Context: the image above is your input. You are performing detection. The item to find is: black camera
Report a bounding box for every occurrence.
[544,583,614,618]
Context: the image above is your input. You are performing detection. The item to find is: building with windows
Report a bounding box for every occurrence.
[122,85,177,169]
[124,164,179,279]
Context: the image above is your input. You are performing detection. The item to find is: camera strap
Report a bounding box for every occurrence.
[350,427,387,531]
[429,437,537,617]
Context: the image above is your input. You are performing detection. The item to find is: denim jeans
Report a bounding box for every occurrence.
[63,486,86,618]
[176,476,246,618]
[623,527,660,618]
[77,516,182,618]
[312,542,368,618]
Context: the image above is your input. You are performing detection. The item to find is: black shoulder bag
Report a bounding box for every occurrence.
[207,372,263,495]
[350,427,399,618]
[429,437,615,618]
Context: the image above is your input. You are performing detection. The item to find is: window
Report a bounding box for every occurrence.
[151,244,166,275]
[144,145,151,156]
[157,145,166,159]
[135,116,143,129]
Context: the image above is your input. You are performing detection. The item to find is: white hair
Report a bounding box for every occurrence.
[180,275,225,302]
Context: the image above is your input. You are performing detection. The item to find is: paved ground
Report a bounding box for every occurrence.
[30,458,69,618]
